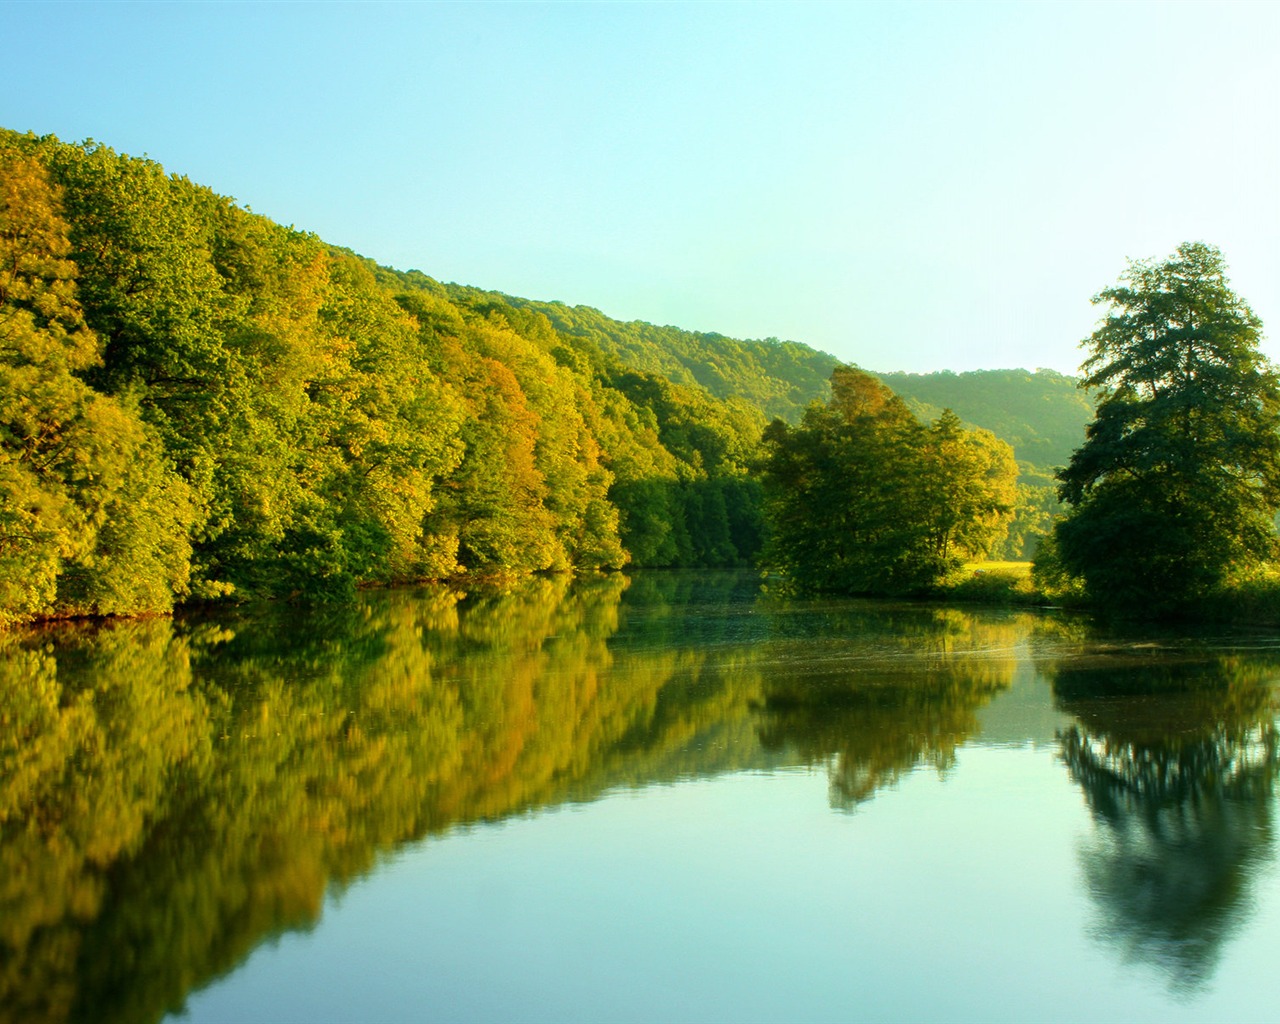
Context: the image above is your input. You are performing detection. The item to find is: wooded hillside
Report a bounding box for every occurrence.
[373,268,843,423]
[0,127,1084,623]
[875,369,1091,475]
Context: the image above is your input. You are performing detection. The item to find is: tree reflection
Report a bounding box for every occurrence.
[755,605,1024,808]
[0,572,774,1024]
[0,620,212,1024]
[1048,650,1280,992]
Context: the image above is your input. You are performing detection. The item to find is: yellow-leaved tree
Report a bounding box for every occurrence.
[0,143,195,624]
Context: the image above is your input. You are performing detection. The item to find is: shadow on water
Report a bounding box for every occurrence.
[1038,638,1280,994]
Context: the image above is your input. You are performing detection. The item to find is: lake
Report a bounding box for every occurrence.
[4,570,1280,1023]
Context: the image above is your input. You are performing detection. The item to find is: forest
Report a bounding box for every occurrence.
[0,128,1091,626]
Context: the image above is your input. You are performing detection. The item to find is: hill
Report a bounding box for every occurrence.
[2,129,794,625]
[875,369,1090,475]
[0,126,1084,622]
[373,267,840,423]
[374,265,1092,475]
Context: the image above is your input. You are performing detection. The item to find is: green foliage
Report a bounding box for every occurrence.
[916,410,1019,564]
[46,141,233,457]
[935,561,1039,605]
[0,141,195,623]
[760,366,1018,595]
[997,478,1061,560]
[394,285,767,571]
[875,368,1089,558]
[383,273,841,423]
[0,126,1074,625]
[1046,243,1280,613]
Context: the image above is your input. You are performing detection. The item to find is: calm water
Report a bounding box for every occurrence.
[5,571,1280,1023]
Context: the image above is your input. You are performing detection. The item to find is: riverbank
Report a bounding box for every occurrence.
[941,559,1280,626]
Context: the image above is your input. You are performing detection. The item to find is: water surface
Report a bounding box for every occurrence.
[4,572,1280,1022]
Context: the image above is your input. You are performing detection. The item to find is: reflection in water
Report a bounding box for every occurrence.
[5,577,1280,1022]
[0,573,775,1024]
[0,620,214,1024]
[1046,649,1280,992]
[755,605,1025,808]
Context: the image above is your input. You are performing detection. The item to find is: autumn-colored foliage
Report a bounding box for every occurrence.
[0,131,774,622]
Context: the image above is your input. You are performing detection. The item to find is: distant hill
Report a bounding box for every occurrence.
[874,369,1091,474]
[506,299,840,424]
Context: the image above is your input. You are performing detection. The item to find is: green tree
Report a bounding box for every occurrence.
[46,141,233,462]
[762,367,1011,594]
[1048,243,1280,610]
[0,145,195,623]
[916,410,1017,563]
[762,367,923,592]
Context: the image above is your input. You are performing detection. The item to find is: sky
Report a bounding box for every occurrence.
[4,1,1279,375]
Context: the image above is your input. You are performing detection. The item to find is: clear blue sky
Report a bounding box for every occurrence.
[4,1,1278,374]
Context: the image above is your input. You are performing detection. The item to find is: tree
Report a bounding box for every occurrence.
[916,410,1018,564]
[0,144,195,623]
[760,366,1015,594]
[1049,242,1280,610]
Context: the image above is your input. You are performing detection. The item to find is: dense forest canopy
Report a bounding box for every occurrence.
[0,127,1081,624]
[0,130,780,623]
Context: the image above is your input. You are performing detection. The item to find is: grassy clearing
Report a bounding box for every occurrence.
[958,559,1280,624]
[932,560,1041,605]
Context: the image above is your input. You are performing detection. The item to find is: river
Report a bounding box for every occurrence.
[3,571,1280,1022]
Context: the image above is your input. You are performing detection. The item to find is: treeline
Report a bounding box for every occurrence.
[0,131,778,624]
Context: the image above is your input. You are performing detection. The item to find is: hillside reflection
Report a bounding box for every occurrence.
[1044,646,1280,992]
[1,573,774,1024]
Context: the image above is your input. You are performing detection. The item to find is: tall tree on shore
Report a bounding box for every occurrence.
[1048,242,1280,610]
